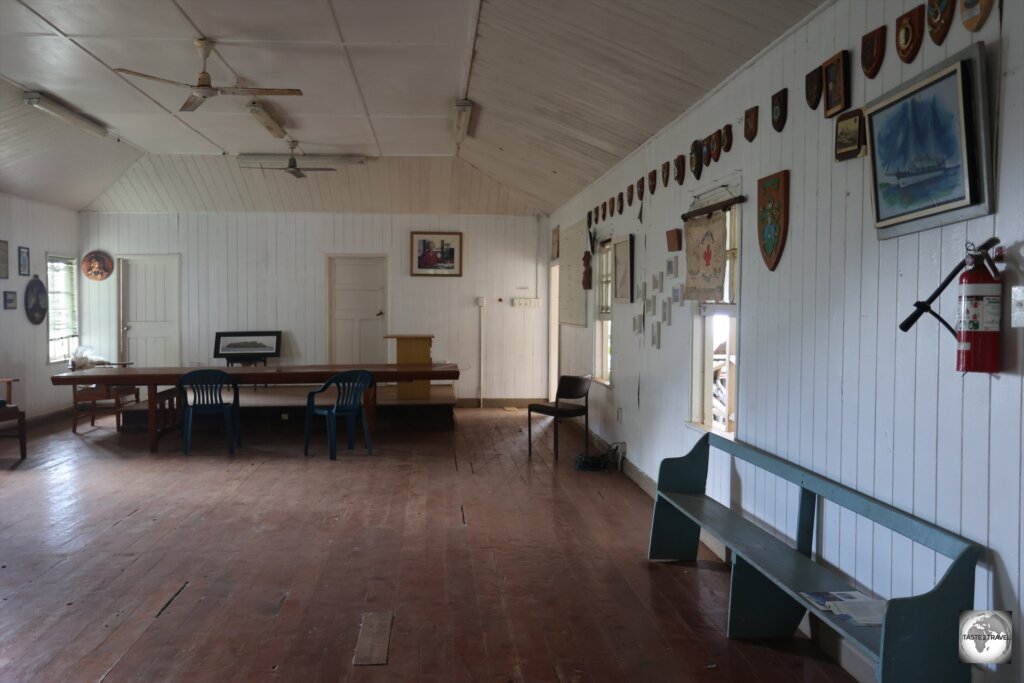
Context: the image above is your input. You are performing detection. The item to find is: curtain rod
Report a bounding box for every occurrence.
[681,195,746,222]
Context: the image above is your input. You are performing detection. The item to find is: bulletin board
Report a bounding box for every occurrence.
[559,220,587,327]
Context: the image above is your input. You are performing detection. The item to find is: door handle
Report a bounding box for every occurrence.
[121,325,131,332]
[376,310,384,317]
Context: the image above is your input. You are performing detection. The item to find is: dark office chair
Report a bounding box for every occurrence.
[304,370,374,459]
[527,374,592,461]
[0,378,27,459]
[176,369,241,455]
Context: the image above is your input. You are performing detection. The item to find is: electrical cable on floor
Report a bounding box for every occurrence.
[574,442,622,472]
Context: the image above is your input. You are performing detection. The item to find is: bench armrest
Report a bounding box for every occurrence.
[656,433,711,495]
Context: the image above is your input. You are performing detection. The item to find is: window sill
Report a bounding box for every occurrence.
[593,378,611,388]
[684,421,735,441]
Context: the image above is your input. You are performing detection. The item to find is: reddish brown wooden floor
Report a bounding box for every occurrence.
[0,410,856,683]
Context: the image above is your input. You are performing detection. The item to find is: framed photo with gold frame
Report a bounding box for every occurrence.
[823,50,850,118]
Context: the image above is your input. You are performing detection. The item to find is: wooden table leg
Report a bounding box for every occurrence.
[147,383,159,452]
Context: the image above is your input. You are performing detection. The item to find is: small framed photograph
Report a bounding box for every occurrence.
[18,247,29,276]
[411,231,463,276]
[213,331,282,359]
[835,109,866,161]
[672,285,682,304]
[646,296,656,316]
[3,291,15,310]
[666,258,675,277]
[0,240,8,279]
[823,50,850,118]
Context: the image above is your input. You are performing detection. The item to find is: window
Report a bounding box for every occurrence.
[595,238,612,383]
[690,206,739,433]
[47,255,78,363]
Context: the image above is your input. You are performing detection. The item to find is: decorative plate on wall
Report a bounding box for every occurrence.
[81,250,114,281]
[24,275,47,325]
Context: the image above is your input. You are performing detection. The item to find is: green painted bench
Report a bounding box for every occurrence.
[649,432,981,683]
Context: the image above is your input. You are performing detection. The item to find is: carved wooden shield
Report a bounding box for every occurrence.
[661,161,670,187]
[674,154,685,185]
[711,130,722,162]
[771,89,787,132]
[927,0,955,44]
[636,177,644,201]
[702,136,712,167]
[744,106,758,142]
[626,184,634,206]
[601,201,607,221]
[961,0,994,32]
[861,25,886,78]
[648,170,657,194]
[722,124,733,152]
[609,196,616,217]
[689,140,703,180]
[617,192,624,215]
[805,67,823,109]
[593,205,600,223]
[757,170,789,272]
[896,5,924,63]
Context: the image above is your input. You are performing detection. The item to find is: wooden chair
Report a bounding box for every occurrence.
[527,374,592,462]
[0,378,27,459]
[177,369,241,455]
[72,370,140,434]
[304,370,375,459]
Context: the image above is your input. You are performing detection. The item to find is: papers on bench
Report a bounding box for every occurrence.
[798,590,886,626]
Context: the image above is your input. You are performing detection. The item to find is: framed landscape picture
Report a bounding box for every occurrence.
[213,331,282,359]
[864,43,993,239]
[835,109,866,160]
[18,247,29,276]
[411,231,463,276]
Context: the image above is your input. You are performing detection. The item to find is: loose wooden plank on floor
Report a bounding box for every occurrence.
[352,611,394,665]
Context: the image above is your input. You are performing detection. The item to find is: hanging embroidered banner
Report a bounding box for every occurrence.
[757,170,790,272]
[683,213,727,302]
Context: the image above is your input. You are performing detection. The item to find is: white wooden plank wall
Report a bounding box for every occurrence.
[0,193,81,416]
[550,1,1022,678]
[79,212,546,402]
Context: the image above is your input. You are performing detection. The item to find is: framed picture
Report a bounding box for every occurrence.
[18,247,29,277]
[612,234,634,303]
[411,231,463,276]
[835,109,866,160]
[0,240,8,279]
[550,226,559,261]
[213,331,282,359]
[81,250,114,281]
[822,50,850,118]
[3,291,15,310]
[864,43,993,238]
[24,275,46,325]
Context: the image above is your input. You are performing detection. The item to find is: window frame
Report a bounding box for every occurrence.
[45,253,79,365]
[594,238,613,384]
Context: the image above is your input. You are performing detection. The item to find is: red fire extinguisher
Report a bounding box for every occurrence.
[956,245,1002,373]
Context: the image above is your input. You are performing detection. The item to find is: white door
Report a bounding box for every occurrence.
[118,255,181,367]
[549,263,559,401]
[329,256,386,364]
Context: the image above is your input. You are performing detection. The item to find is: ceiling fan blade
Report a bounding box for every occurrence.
[179,94,207,112]
[286,168,306,179]
[218,87,303,97]
[296,167,336,172]
[114,69,192,89]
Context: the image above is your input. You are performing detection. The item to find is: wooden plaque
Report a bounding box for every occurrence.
[673,154,685,185]
[666,228,682,252]
[896,5,925,63]
[601,201,607,221]
[757,170,789,272]
[711,130,722,161]
[960,0,993,32]
[805,66,823,109]
[617,192,624,215]
[722,124,733,151]
[701,136,712,167]
[771,88,787,131]
[648,170,657,194]
[689,140,703,179]
[661,161,670,187]
[636,177,644,201]
[861,25,886,78]
[927,0,955,45]
[744,106,758,141]
[627,184,634,206]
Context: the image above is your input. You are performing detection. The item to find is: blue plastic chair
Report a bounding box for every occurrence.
[176,369,241,455]
[304,370,374,459]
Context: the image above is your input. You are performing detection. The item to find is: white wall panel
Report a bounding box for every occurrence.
[79,211,546,402]
[548,1,1022,679]
[0,193,80,416]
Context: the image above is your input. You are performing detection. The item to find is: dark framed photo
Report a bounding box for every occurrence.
[411,231,462,277]
[17,247,29,276]
[3,291,15,310]
[834,109,866,161]
[822,50,849,118]
[213,331,282,360]
[865,43,993,238]
[0,240,8,279]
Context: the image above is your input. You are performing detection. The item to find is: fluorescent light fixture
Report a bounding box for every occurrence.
[246,100,286,139]
[236,153,367,166]
[453,98,474,143]
[22,91,108,139]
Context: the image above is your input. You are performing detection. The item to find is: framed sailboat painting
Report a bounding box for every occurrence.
[864,42,993,239]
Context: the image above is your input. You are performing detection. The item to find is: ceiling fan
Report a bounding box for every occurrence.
[115,38,303,112]
[273,141,337,179]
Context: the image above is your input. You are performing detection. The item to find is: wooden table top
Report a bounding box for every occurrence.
[51,363,460,386]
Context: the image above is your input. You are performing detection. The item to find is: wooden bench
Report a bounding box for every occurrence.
[649,432,981,683]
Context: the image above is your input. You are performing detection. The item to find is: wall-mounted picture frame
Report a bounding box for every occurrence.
[81,250,114,281]
[823,50,850,118]
[612,234,634,303]
[24,275,46,325]
[0,240,7,279]
[666,255,679,278]
[18,247,29,277]
[865,43,993,239]
[213,331,283,360]
[410,231,463,276]
[3,291,15,310]
[835,109,867,160]
[550,226,559,261]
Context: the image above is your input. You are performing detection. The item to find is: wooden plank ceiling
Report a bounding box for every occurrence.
[0,0,825,214]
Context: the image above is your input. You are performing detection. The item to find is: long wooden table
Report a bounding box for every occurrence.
[51,364,460,452]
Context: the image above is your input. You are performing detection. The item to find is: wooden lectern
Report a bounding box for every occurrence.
[384,335,434,399]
